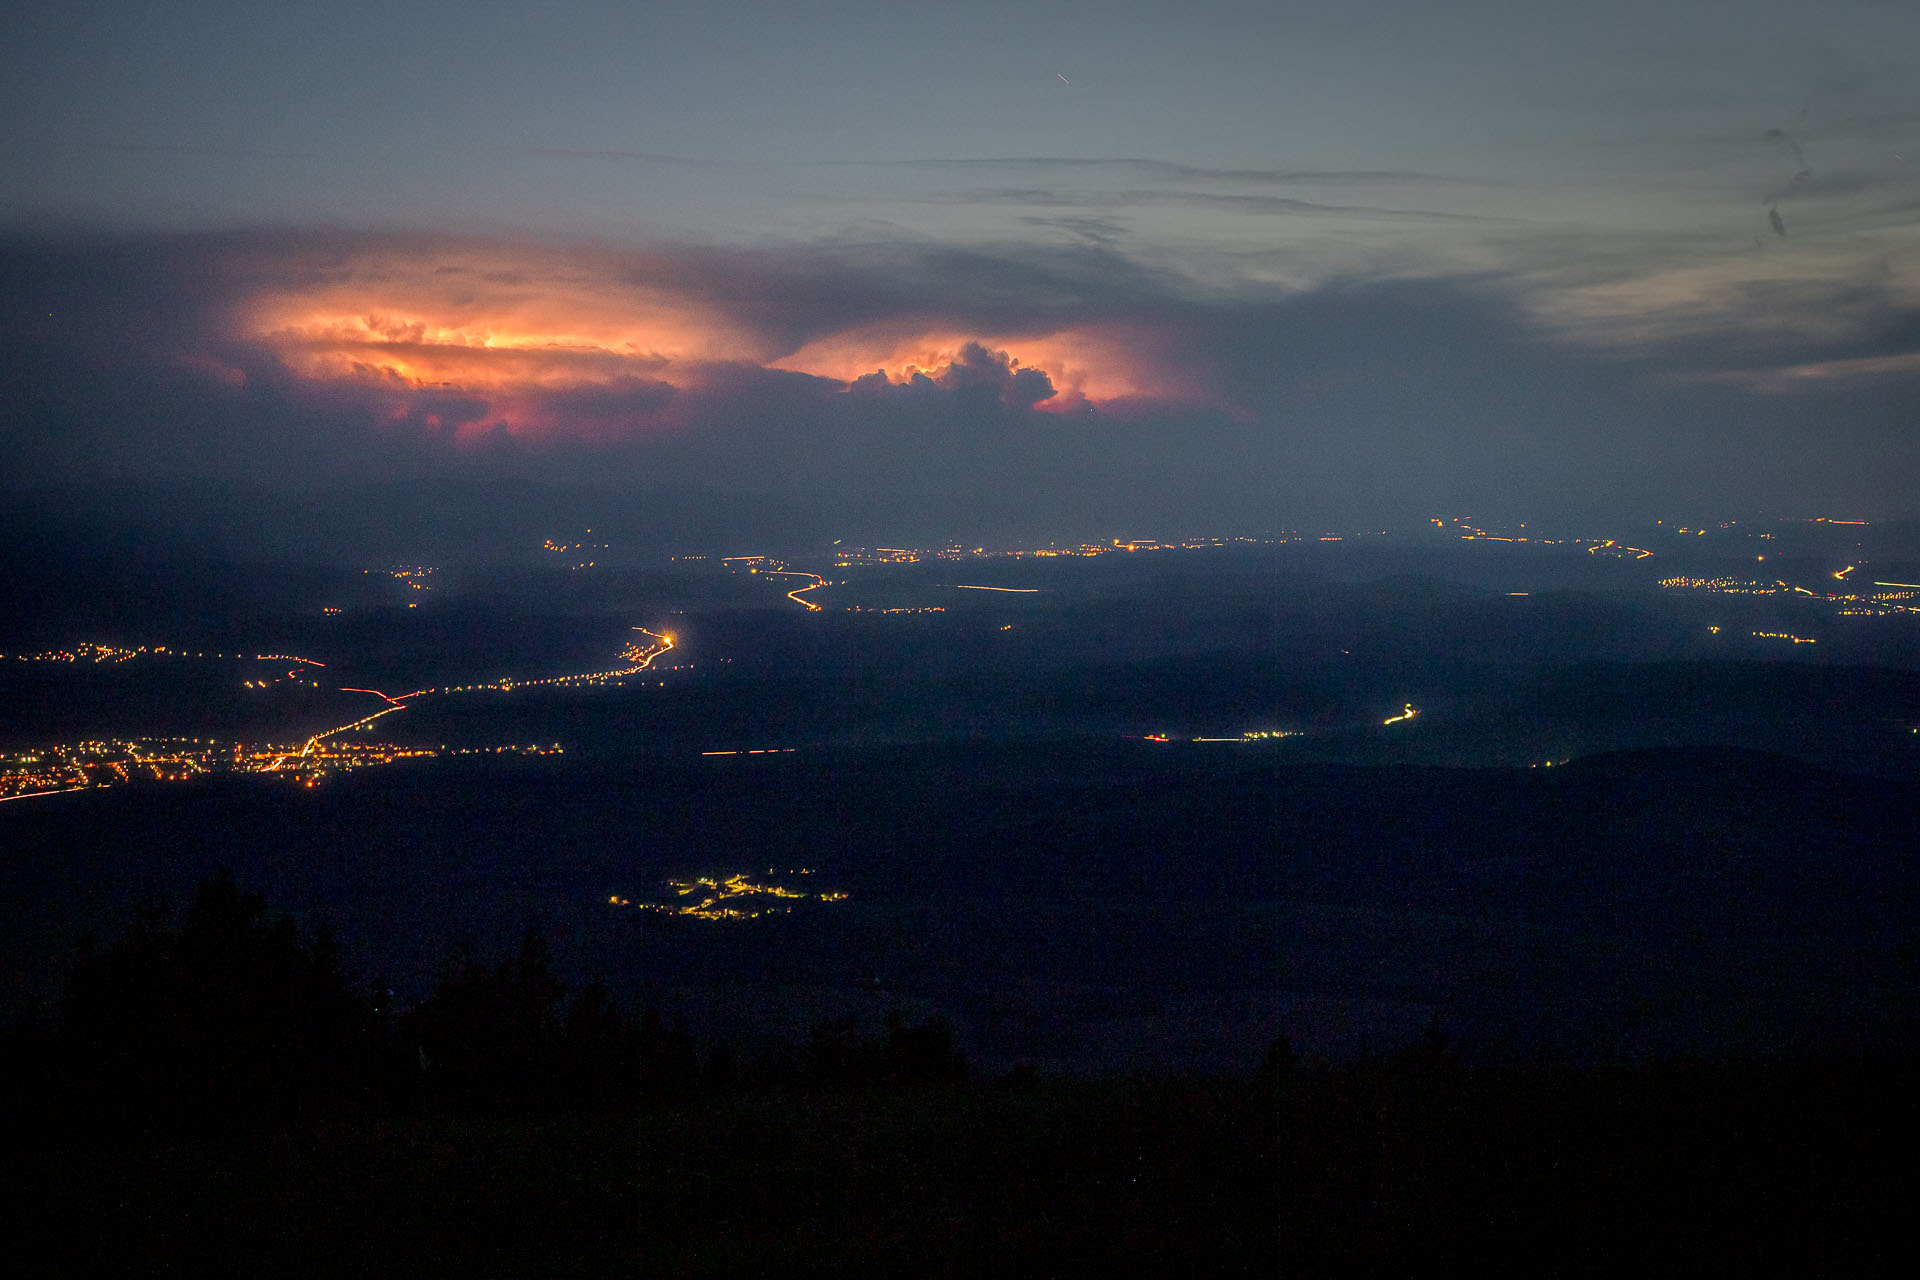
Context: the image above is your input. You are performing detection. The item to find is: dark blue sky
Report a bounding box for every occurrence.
[4,2,1918,538]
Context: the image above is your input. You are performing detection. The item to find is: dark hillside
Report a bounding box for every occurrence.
[4,743,1913,1068]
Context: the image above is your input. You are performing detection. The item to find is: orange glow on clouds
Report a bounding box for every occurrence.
[769,325,1151,409]
[241,245,763,430]
[235,242,1173,434]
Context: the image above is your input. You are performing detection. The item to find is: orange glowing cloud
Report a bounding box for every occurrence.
[233,240,1183,434]
[769,325,1153,410]
[239,245,763,431]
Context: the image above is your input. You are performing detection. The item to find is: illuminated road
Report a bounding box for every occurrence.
[278,625,677,766]
[1585,540,1653,560]
[296,703,410,760]
[0,786,87,804]
[398,626,675,699]
[627,627,674,667]
[761,570,829,611]
[340,687,407,706]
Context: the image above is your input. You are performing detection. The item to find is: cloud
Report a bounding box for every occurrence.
[0,231,1199,519]
[499,145,701,167]
[211,234,1213,428]
[1763,127,1810,178]
[40,139,322,162]
[1673,348,1920,393]
[846,341,1057,410]
[1017,214,1129,249]
[947,186,1504,224]
[3,227,1916,542]
[872,157,1488,188]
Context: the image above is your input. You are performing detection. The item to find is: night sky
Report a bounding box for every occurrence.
[5,2,1918,540]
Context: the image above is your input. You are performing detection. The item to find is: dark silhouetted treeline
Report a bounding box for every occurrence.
[7,878,1920,1273]
[23,874,372,1140]
[1,875,978,1148]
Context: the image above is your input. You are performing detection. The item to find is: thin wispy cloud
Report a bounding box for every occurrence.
[1016,214,1130,248]
[947,187,1508,224]
[864,157,1491,187]
[1676,348,1920,392]
[32,140,322,161]
[499,145,704,167]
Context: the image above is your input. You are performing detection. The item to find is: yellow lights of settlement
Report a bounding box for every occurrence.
[605,870,849,920]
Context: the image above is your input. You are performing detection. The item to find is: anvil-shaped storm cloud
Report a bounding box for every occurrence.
[3,226,1917,547]
[231,237,1180,434]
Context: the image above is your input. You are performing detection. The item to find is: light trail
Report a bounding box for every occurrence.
[627,627,674,669]
[408,626,674,698]
[281,684,424,764]
[954,584,1039,593]
[1873,582,1920,589]
[298,702,409,758]
[760,570,829,611]
[1383,703,1419,726]
[0,787,87,804]
[340,687,410,706]
[1584,540,1653,559]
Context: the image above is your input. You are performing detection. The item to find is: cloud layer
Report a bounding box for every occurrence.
[3,227,1916,548]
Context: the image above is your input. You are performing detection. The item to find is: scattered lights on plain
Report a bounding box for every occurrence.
[1138,729,1305,744]
[0,737,564,801]
[605,870,849,921]
[1661,575,1918,618]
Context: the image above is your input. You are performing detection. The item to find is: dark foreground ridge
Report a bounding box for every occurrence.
[3,877,1915,1274]
[9,1065,1916,1275]
[0,877,1264,1273]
